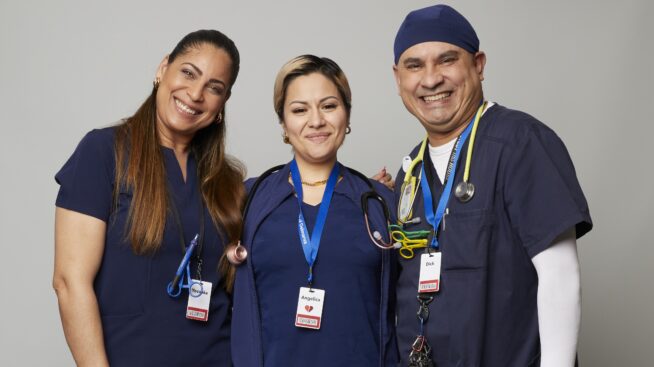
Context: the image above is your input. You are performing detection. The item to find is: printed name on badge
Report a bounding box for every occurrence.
[419,252,442,293]
[186,280,212,321]
[295,287,325,330]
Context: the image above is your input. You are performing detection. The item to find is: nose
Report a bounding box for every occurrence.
[419,64,444,90]
[307,107,326,128]
[186,81,204,102]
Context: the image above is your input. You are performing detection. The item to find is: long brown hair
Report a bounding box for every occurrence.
[114,30,244,291]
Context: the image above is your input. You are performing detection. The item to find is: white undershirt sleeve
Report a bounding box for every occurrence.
[531,227,580,367]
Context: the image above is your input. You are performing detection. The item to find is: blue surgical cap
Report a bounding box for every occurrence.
[394,4,480,64]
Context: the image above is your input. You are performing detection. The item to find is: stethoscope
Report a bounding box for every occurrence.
[394,101,487,258]
[224,164,396,265]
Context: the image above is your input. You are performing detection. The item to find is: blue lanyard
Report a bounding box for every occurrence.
[420,121,474,249]
[289,159,341,285]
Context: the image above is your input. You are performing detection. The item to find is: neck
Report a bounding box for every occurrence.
[428,98,484,147]
[157,122,193,156]
[157,124,192,182]
[294,155,337,182]
[293,155,337,206]
[427,120,471,147]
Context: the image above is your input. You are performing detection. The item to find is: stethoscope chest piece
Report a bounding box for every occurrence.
[455,181,475,203]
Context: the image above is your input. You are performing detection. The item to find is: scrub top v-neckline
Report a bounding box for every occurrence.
[55,127,233,366]
[162,146,192,185]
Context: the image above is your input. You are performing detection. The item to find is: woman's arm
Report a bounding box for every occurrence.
[532,227,581,367]
[53,207,109,367]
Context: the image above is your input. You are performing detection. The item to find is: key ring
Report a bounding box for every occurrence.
[189,279,204,298]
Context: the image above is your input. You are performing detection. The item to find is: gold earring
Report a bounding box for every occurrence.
[345,125,351,134]
[216,111,223,123]
[153,77,160,89]
[283,132,290,144]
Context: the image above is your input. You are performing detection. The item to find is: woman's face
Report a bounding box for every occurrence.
[282,72,348,165]
[155,43,232,144]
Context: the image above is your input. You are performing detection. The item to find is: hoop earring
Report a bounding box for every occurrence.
[153,77,160,89]
[283,132,290,144]
[345,125,351,134]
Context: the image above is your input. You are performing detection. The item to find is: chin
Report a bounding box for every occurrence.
[303,152,338,165]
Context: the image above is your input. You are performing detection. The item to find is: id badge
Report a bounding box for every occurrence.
[295,287,325,330]
[399,180,415,221]
[186,280,212,321]
[418,252,441,293]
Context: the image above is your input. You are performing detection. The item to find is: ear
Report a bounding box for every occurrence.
[155,54,171,81]
[473,51,487,81]
[392,64,401,94]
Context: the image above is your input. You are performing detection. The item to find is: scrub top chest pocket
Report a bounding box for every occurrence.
[439,208,494,271]
[437,130,501,271]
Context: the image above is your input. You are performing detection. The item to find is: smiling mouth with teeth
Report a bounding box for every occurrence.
[175,98,200,115]
[422,92,452,102]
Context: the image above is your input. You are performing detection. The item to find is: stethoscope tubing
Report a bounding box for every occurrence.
[394,102,488,257]
[231,164,396,261]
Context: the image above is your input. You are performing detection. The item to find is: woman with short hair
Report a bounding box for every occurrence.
[229,55,398,367]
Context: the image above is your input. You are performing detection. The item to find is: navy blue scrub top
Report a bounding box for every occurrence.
[394,104,593,367]
[253,198,382,366]
[55,127,232,367]
[230,163,398,367]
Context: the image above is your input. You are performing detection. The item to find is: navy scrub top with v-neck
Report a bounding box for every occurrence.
[394,104,593,366]
[252,198,382,366]
[55,127,231,367]
[230,163,398,367]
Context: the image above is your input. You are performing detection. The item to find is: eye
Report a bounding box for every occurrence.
[291,107,307,114]
[181,68,195,79]
[405,63,422,71]
[441,56,458,65]
[322,103,338,111]
[208,85,225,95]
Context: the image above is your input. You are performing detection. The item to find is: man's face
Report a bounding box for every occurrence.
[394,42,486,143]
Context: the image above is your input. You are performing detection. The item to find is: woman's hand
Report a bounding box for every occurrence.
[53,207,110,367]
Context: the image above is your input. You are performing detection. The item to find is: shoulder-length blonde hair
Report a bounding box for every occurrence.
[273,55,352,122]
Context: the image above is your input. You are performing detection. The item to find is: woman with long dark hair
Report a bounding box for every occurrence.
[53,29,243,366]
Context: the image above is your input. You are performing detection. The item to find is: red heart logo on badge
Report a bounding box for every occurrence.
[305,305,313,312]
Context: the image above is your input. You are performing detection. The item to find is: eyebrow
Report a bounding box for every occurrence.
[182,62,226,87]
[402,50,461,66]
[287,96,340,105]
[402,57,423,66]
[438,50,460,60]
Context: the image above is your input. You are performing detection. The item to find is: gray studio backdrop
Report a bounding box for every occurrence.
[1,0,651,365]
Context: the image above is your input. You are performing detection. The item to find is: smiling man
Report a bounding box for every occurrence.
[391,5,593,367]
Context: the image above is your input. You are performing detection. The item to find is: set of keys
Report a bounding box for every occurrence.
[408,294,434,367]
[408,334,433,367]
